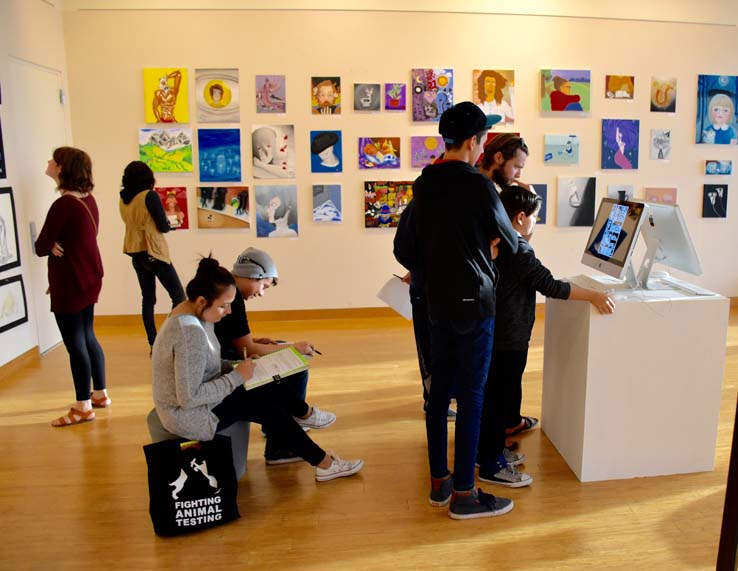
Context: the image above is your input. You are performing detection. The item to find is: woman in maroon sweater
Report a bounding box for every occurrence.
[35,147,108,427]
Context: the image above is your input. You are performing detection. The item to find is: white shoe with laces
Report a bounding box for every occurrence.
[295,405,336,429]
[315,453,364,482]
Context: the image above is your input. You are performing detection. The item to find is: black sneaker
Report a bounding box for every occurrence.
[265,450,302,465]
[448,488,513,520]
[429,474,453,506]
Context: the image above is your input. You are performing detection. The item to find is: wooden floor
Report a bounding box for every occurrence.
[1,308,735,570]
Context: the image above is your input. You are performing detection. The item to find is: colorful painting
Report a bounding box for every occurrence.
[358,137,400,169]
[139,128,193,173]
[364,181,413,228]
[196,186,249,229]
[198,129,241,182]
[557,177,596,227]
[605,75,635,99]
[252,124,295,179]
[385,83,406,110]
[703,184,728,218]
[651,77,677,112]
[650,129,672,160]
[154,187,189,230]
[645,187,677,205]
[601,119,639,169]
[706,160,732,175]
[544,134,579,165]
[0,187,20,272]
[0,275,28,334]
[0,118,6,179]
[312,184,342,222]
[310,131,342,173]
[254,185,298,237]
[143,67,188,124]
[410,136,445,168]
[541,69,590,112]
[473,69,515,125]
[696,75,738,145]
[607,184,635,201]
[255,75,286,114]
[195,68,239,123]
[354,83,381,111]
[311,76,341,115]
[412,68,453,122]
[531,184,547,224]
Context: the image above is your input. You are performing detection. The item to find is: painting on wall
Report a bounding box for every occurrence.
[650,128,672,160]
[651,76,677,112]
[255,75,286,114]
[311,76,341,115]
[139,128,193,173]
[531,184,547,224]
[0,187,20,272]
[645,187,677,205]
[310,131,342,173]
[364,181,412,228]
[411,68,453,122]
[0,274,28,334]
[312,184,342,222]
[385,83,406,111]
[196,186,249,229]
[198,129,241,182]
[143,67,188,124]
[706,160,732,175]
[540,69,590,112]
[544,134,579,165]
[0,118,6,179]
[605,75,635,99]
[195,68,239,123]
[252,125,295,179]
[557,176,596,227]
[696,75,738,145]
[607,184,635,201]
[410,136,445,168]
[353,83,381,111]
[154,187,189,230]
[254,185,298,237]
[601,119,639,169]
[472,69,515,125]
[703,184,728,218]
[358,137,400,169]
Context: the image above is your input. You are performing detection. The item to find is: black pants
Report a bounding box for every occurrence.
[54,304,106,402]
[410,285,432,401]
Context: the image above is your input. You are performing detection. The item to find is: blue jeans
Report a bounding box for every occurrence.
[426,317,494,491]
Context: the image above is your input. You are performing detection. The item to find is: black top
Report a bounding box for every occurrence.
[213,287,251,360]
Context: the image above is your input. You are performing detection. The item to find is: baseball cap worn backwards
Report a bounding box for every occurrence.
[232,247,278,285]
[439,101,502,145]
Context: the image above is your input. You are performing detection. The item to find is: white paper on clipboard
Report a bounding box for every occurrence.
[376,276,412,320]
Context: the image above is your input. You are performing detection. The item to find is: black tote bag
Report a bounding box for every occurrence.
[143,435,240,536]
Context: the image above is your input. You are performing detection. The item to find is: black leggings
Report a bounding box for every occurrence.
[54,304,106,402]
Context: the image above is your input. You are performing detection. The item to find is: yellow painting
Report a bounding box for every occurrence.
[144,68,189,124]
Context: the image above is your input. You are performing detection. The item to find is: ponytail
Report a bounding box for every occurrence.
[185,255,236,308]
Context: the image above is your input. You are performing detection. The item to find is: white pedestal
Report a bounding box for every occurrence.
[541,287,729,482]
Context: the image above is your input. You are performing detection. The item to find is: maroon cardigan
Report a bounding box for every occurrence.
[35,194,104,314]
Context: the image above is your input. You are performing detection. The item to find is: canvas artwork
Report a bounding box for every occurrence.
[195,68,239,123]
[255,75,286,114]
[385,83,406,111]
[311,76,341,115]
[254,185,298,237]
[541,69,590,112]
[312,184,342,222]
[607,184,635,202]
[0,118,6,179]
[703,184,728,218]
[472,69,515,125]
[650,128,672,160]
[0,187,20,272]
[196,186,249,229]
[410,136,445,168]
[310,131,342,173]
[154,187,189,230]
[645,187,677,205]
[696,75,738,145]
[651,77,677,112]
[557,177,596,227]
[139,128,193,173]
[605,75,635,99]
[531,184,547,224]
[354,83,381,111]
[0,274,28,334]
[143,67,188,124]
[358,137,401,169]
[544,134,579,165]
[706,160,733,175]
[601,119,639,169]
[252,124,295,179]
[364,181,413,228]
[198,129,241,182]
[411,68,454,122]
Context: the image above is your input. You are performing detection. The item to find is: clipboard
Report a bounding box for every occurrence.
[243,346,310,391]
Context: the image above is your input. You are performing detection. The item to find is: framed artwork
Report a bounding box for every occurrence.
[544,134,579,165]
[411,68,453,122]
[0,274,28,334]
[531,184,547,224]
[255,75,286,113]
[607,184,635,201]
[312,184,342,222]
[195,68,240,123]
[138,128,193,173]
[557,177,596,227]
[310,131,342,173]
[143,67,189,124]
[254,185,298,238]
[651,76,677,112]
[0,187,21,272]
[311,76,341,115]
[696,75,738,145]
[252,125,295,179]
[473,69,515,124]
[385,83,406,110]
[358,137,400,169]
[198,128,241,182]
[541,69,590,112]
[410,136,445,169]
[353,83,381,111]
[196,186,249,229]
[706,160,732,175]
[645,187,677,205]
[650,129,672,160]
[364,181,412,228]
[154,187,189,230]
[605,75,635,99]
[601,119,639,169]
[703,184,728,218]
[0,118,6,179]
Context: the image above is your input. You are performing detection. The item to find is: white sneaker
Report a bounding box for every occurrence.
[315,454,364,482]
[295,405,336,429]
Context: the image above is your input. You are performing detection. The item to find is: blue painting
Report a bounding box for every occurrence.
[531,184,547,224]
[198,128,241,182]
[310,131,342,173]
[696,75,738,145]
[312,184,342,222]
[601,119,639,170]
[255,184,298,238]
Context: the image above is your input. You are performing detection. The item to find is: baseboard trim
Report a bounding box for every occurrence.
[0,347,40,378]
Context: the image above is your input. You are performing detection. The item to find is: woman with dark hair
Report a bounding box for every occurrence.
[35,146,108,427]
[119,160,185,350]
[152,256,364,482]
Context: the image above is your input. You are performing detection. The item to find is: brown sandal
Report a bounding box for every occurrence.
[51,408,96,427]
[91,393,112,408]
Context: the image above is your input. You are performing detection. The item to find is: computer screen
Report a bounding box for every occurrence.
[581,198,647,281]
